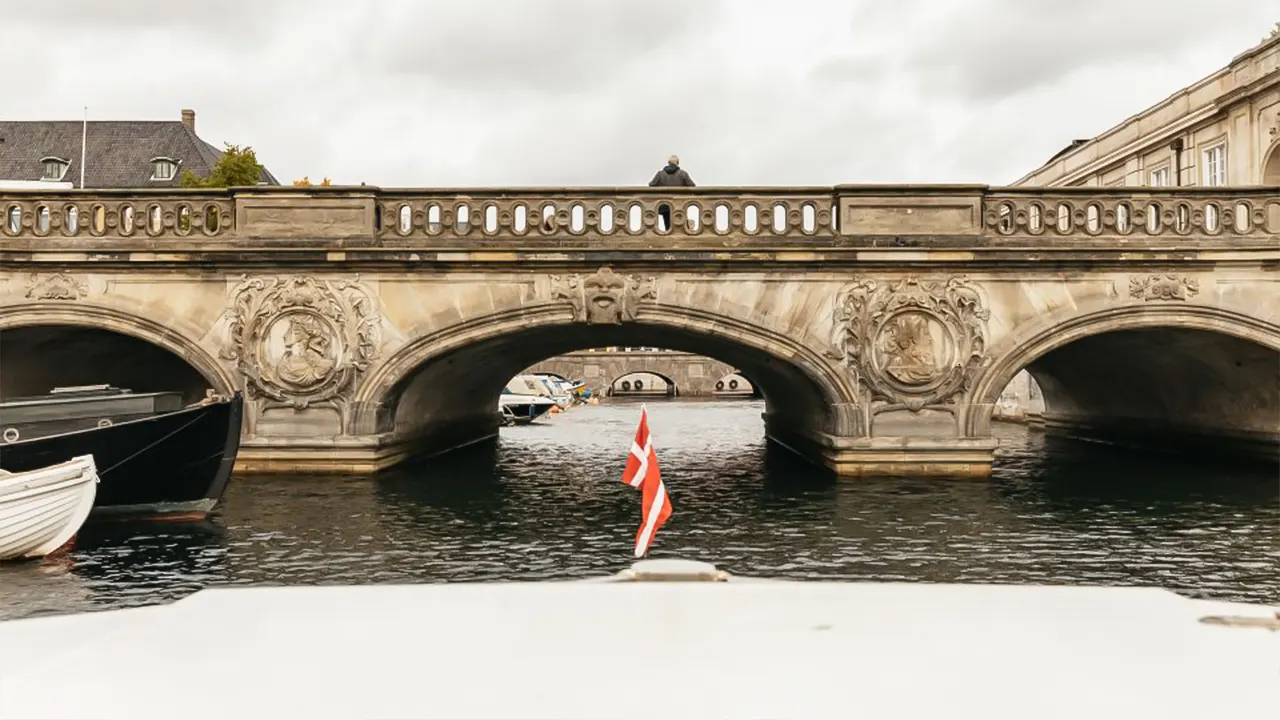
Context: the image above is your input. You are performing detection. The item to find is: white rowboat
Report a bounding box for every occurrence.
[0,455,98,561]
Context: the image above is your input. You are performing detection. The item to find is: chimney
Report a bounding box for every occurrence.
[181,109,196,133]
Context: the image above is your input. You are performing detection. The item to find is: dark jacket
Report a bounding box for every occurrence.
[649,164,696,187]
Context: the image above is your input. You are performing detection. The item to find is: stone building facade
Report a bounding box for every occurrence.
[1015,26,1280,188]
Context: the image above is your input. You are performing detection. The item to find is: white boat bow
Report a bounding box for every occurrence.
[0,455,98,561]
[0,558,1276,719]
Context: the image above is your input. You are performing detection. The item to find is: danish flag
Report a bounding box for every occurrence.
[621,405,672,558]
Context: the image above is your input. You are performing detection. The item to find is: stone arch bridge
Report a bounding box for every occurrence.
[1,185,1277,477]
[526,350,752,396]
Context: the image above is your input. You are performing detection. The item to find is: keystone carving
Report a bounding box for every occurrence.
[827,276,990,411]
[221,275,380,416]
[550,266,657,324]
[24,273,88,301]
[1128,274,1200,302]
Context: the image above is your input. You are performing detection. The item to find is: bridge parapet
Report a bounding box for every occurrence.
[2,186,1276,252]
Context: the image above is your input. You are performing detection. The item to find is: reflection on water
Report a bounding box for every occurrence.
[2,400,1277,620]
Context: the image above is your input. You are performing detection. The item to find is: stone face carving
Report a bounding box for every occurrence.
[24,273,88,300]
[1129,274,1200,302]
[222,275,380,414]
[827,276,990,411]
[550,266,657,324]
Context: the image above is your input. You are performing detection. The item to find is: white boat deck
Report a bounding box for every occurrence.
[0,560,1276,719]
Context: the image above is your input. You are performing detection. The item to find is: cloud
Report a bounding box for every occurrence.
[0,0,1273,186]
[363,0,721,93]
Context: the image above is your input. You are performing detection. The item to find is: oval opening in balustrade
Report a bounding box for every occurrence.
[455,205,471,233]
[598,204,614,234]
[772,203,787,233]
[744,204,759,234]
[33,205,51,235]
[63,205,79,235]
[627,203,643,234]
[801,203,817,234]
[539,203,556,233]
[1204,203,1220,233]
[1054,204,1072,234]
[1114,202,1132,234]
[997,201,1015,234]
[484,204,500,234]
[714,203,731,234]
[396,204,413,235]
[175,204,193,235]
[569,204,584,234]
[827,202,839,234]
[146,204,164,235]
[423,204,442,234]
[5,205,21,235]
[685,202,702,233]
[120,206,136,235]
[1234,202,1252,234]
[512,204,528,234]
[203,205,220,234]
[1027,203,1044,234]
[1175,203,1191,234]
[1085,203,1102,234]
[91,204,106,235]
[1145,202,1162,234]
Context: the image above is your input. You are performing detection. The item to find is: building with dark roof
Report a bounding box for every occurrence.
[0,109,279,188]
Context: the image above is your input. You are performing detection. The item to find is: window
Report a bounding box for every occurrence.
[1149,166,1170,187]
[1202,144,1226,186]
[150,157,179,181]
[40,157,69,181]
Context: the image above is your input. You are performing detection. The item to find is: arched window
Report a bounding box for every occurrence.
[40,157,70,181]
[150,157,180,181]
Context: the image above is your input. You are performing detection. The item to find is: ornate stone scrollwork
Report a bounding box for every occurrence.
[24,273,88,300]
[827,276,990,411]
[221,275,380,414]
[1128,274,1200,302]
[550,266,657,324]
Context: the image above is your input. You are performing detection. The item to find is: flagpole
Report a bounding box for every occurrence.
[79,106,87,189]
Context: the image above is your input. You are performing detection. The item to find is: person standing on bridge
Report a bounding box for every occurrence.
[649,155,695,232]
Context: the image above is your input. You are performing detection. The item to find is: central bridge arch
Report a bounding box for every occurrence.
[352,303,857,464]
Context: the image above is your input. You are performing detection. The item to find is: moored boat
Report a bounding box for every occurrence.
[0,387,243,522]
[0,455,98,561]
[499,376,558,425]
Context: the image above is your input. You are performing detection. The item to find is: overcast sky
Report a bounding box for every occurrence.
[5,1,1276,186]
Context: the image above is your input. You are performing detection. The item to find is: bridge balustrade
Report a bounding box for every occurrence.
[1,186,1276,247]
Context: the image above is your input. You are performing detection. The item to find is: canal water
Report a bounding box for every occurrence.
[2,400,1277,620]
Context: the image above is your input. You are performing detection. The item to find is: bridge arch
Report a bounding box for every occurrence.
[0,303,236,403]
[608,370,678,396]
[969,305,1280,460]
[353,303,855,448]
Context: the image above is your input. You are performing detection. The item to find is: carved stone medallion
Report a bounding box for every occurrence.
[550,266,657,324]
[1128,274,1199,302]
[25,273,88,300]
[827,276,990,411]
[222,275,380,412]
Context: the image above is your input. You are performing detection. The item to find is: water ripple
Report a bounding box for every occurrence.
[2,401,1277,620]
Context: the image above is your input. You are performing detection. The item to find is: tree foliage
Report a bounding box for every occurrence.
[180,143,264,188]
[292,176,332,187]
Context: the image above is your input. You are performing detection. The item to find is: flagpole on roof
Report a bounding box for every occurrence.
[79,107,87,189]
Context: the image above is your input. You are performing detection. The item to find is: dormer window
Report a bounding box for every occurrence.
[40,157,69,181]
[150,157,179,181]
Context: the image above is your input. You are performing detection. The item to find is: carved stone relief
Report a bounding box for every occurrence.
[24,272,89,300]
[1128,274,1200,302]
[550,266,657,324]
[827,276,990,412]
[221,275,380,418]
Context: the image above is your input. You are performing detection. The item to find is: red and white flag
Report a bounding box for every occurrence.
[621,405,672,558]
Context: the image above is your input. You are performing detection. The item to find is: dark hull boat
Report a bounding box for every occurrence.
[0,386,243,522]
